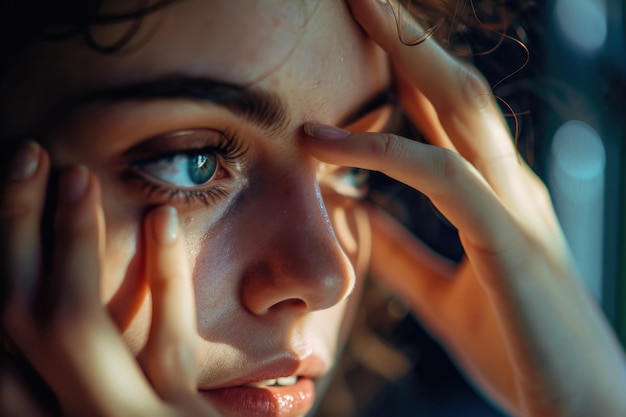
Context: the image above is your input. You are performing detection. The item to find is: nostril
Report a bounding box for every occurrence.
[268,299,307,313]
[240,257,356,316]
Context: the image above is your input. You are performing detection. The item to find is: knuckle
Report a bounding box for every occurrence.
[438,148,468,180]
[142,338,193,386]
[434,65,496,136]
[458,65,492,111]
[149,274,173,296]
[0,197,38,227]
[54,209,97,243]
[379,132,406,161]
[435,64,492,116]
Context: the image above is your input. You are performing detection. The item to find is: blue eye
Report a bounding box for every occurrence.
[318,164,370,199]
[137,151,218,187]
[188,153,217,185]
[332,168,369,198]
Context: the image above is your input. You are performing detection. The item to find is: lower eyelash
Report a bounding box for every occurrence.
[122,169,231,207]
[121,129,247,207]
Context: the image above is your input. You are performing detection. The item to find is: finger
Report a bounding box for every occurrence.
[348,0,461,102]
[367,206,521,411]
[394,70,457,151]
[42,166,105,319]
[0,141,48,310]
[348,0,526,205]
[366,204,456,321]
[16,167,158,416]
[303,125,520,254]
[140,206,197,402]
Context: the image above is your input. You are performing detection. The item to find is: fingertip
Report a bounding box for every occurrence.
[303,123,352,140]
[148,206,179,246]
[2,141,50,199]
[53,166,101,237]
[8,141,42,182]
[0,143,50,311]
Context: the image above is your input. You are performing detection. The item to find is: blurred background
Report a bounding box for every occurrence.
[318,0,625,415]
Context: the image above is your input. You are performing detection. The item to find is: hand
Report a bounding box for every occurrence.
[0,142,218,416]
[0,345,53,417]
[304,1,626,416]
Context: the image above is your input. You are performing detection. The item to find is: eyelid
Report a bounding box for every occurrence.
[119,129,227,162]
[117,128,248,208]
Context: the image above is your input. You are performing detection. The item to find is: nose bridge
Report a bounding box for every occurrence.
[240,175,356,315]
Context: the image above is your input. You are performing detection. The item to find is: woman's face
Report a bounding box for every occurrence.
[1,0,391,416]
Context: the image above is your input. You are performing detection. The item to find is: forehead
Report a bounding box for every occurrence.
[2,0,388,133]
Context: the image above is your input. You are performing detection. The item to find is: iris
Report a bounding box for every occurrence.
[188,153,217,185]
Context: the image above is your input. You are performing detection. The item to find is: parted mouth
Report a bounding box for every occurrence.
[198,371,319,417]
[196,353,328,390]
[243,375,300,388]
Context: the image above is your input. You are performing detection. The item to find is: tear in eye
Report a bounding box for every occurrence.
[138,152,218,188]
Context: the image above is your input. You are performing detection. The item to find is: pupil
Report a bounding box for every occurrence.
[188,153,217,185]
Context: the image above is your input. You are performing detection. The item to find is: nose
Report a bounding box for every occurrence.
[240,176,356,315]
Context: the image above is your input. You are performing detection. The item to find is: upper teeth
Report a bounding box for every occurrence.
[245,376,298,387]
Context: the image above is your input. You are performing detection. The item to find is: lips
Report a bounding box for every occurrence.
[200,377,315,417]
[198,356,326,417]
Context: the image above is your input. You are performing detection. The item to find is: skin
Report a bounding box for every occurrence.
[306,2,626,416]
[2,0,626,416]
[1,0,389,415]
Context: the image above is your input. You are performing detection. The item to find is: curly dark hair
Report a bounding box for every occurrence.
[1,0,536,79]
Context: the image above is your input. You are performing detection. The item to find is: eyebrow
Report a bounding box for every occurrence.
[77,76,289,132]
[76,75,393,130]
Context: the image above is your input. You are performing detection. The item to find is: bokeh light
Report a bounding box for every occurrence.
[555,0,607,53]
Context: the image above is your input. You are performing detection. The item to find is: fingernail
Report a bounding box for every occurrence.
[59,166,89,203]
[304,124,351,140]
[154,206,178,245]
[9,141,40,181]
